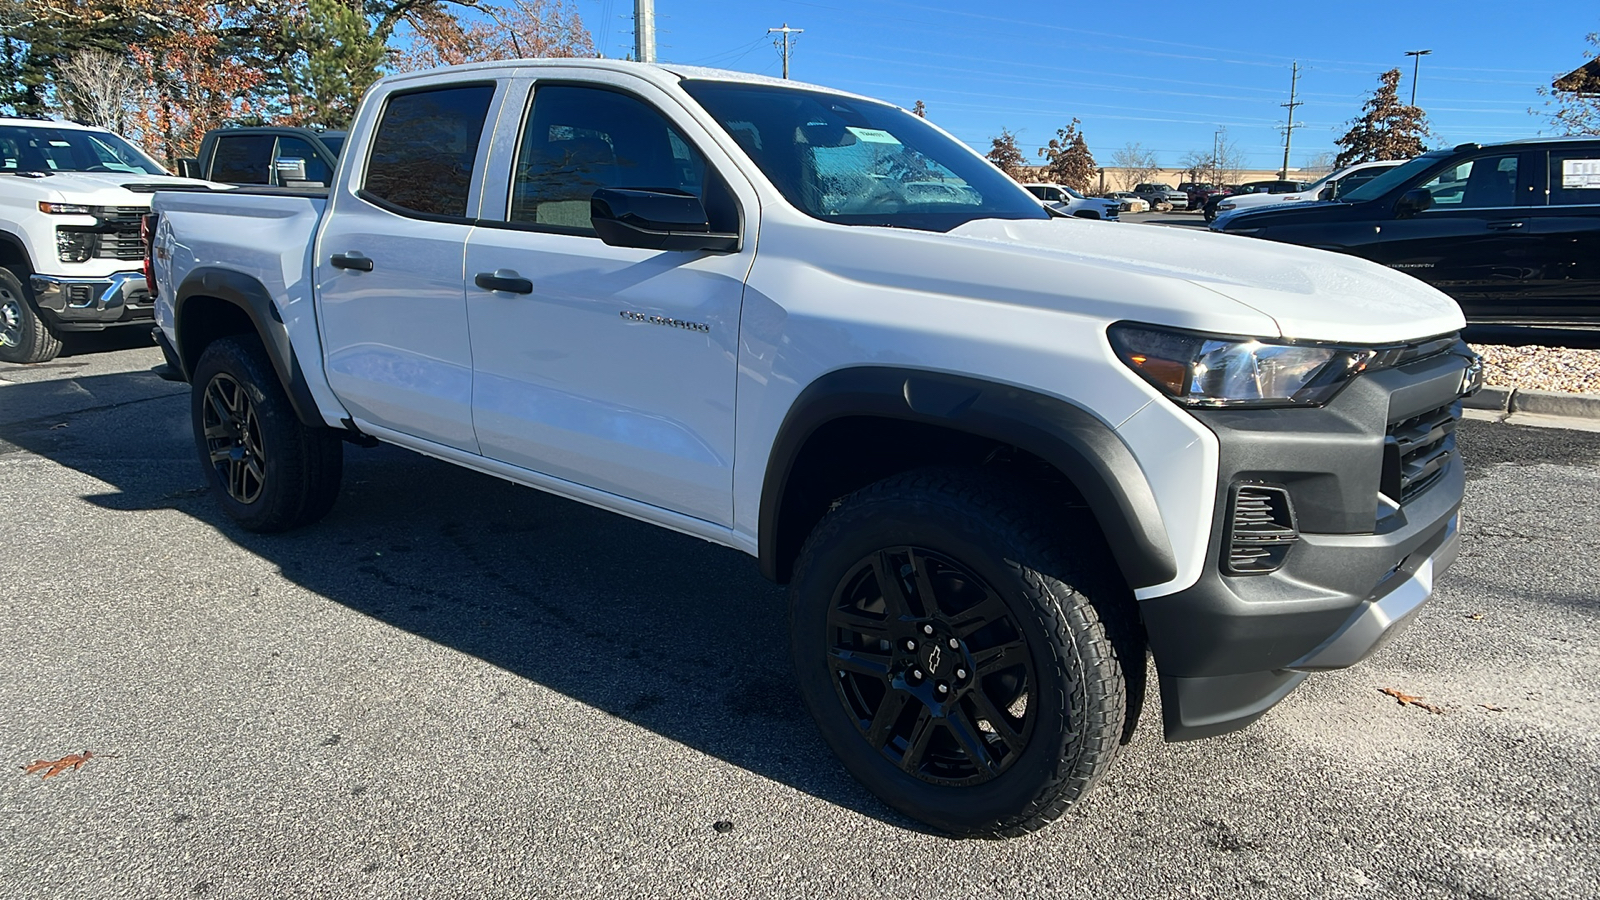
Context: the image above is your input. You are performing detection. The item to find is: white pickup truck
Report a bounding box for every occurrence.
[151,60,1478,837]
[0,117,210,363]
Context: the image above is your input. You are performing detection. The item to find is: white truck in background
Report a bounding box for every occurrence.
[150,60,1477,837]
[0,117,211,363]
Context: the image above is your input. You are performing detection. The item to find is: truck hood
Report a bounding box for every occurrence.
[947,217,1464,344]
[33,171,220,206]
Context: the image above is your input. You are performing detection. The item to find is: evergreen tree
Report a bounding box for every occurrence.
[288,0,387,129]
[1038,118,1096,191]
[986,128,1027,180]
[1334,68,1431,168]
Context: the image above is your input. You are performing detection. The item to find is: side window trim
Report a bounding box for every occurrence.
[356,79,503,223]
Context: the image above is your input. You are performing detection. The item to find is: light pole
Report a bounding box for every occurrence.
[1405,49,1432,107]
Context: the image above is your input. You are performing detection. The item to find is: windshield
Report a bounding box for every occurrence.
[1063,185,1086,199]
[0,124,165,175]
[681,81,1046,231]
[1337,154,1447,203]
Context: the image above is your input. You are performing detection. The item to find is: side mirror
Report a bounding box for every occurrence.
[177,157,200,179]
[1318,186,1334,201]
[1395,188,1434,218]
[591,187,739,252]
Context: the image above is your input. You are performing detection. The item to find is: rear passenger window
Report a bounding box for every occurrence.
[508,84,735,235]
[211,134,274,184]
[363,84,495,218]
[1550,151,1600,207]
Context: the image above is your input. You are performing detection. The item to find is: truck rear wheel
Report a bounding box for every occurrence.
[190,336,342,532]
[789,469,1134,837]
[0,268,63,364]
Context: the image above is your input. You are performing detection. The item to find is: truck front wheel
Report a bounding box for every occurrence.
[0,268,63,364]
[190,336,342,532]
[789,469,1136,837]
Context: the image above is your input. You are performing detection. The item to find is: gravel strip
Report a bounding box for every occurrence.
[1469,343,1600,394]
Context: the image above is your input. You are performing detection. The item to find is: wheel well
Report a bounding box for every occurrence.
[0,234,32,275]
[770,416,1089,584]
[176,296,256,374]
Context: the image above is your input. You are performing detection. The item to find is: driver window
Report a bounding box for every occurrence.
[1418,155,1519,209]
[511,84,731,235]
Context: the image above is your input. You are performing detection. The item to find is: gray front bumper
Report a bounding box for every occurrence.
[31,272,152,328]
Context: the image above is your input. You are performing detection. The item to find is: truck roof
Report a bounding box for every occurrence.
[375,58,882,106]
[0,116,111,132]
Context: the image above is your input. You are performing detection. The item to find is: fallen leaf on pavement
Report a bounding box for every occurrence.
[21,750,94,779]
[1380,687,1444,714]
[1465,613,1485,621]
[1482,704,1508,712]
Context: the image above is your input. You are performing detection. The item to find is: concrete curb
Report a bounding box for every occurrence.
[1463,386,1600,420]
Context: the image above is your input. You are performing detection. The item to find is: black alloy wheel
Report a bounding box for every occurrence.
[201,371,267,505]
[189,335,343,533]
[790,469,1138,837]
[827,546,1036,785]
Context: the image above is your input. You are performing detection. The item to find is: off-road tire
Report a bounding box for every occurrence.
[190,335,343,532]
[789,468,1138,837]
[0,267,63,364]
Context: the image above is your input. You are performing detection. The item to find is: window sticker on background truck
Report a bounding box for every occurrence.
[1561,159,1600,189]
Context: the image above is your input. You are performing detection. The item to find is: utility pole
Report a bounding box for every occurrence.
[634,0,656,64]
[1213,127,1224,184]
[1279,61,1302,180]
[768,23,803,79]
[1405,49,1432,107]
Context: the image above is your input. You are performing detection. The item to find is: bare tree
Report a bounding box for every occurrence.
[1216,135,1248,186]
[54,49,143,132]
[1299,150,1336,178]
[912,100,926,118]
[1110,141,1159,190]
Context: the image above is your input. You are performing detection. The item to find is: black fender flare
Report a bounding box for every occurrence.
[758,367,1179,589]
[174,267,323,429]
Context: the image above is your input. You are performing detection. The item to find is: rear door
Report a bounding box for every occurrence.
[315,81,501,452]
[1519,145,1600,321]
[462,75,755,526]
[1353,149,1541,319]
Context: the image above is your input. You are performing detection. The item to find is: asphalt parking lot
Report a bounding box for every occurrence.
[3,338,1598,899]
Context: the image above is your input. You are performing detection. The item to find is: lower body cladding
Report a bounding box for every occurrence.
[30,271,152,332]
[1139,346,1471,741]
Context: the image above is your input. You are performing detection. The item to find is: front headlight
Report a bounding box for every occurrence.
[1218,200,1236,210]
[38,201,93,215]
[1108,323,1376,407]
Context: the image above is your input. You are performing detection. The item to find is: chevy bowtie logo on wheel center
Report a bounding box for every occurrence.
[924,645,942,675]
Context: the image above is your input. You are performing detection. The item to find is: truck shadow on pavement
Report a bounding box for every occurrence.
[0,367,922,830]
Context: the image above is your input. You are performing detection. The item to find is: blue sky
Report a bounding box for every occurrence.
[571,0,1596,170]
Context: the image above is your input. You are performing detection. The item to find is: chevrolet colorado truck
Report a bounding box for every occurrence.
[0,117,210,363]
[150,60,1479,837]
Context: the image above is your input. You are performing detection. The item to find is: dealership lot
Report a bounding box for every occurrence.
[2,341,1597,899]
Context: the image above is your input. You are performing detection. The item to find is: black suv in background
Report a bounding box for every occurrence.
[179,126,345,188]
[1214,137,1600,324]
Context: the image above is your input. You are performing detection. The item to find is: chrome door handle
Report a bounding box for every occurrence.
[1485,221,1526,231]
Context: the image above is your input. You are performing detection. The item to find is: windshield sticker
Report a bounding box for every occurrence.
[845,127,901,145]
[48,140,70,147]
[1561,159,1600,189]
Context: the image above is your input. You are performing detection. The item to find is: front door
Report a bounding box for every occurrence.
[463,80,752,526]
[1355,150,1540,320]
[316,83,499,452]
